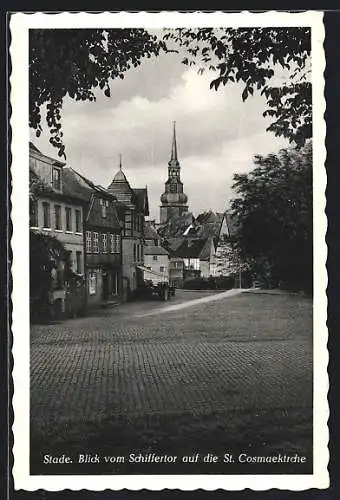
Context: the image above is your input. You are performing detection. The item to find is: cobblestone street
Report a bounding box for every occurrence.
[30,290,313,475]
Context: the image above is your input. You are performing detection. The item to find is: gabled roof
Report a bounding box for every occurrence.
[194,210,226,239]
[107,167,135,206]
[144,221,162,241]
[133,188,149,216]
[226,212,238,236]
[29,141,66,167]
[168,237,212,260]
[157,212,195,238]
[144,245,169,256]
[65,168,117,202]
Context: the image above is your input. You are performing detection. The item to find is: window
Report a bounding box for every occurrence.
[76,252,82,274]
[116,234,121,253]
[153,255,158,261]
[66,250,73,270]
[65,207,72,231]
[133,243,136,262]
[102,233,108,253]
[30,199,38,227]
[93,232,99,253]
[86,231,92,253]
[124,211,132,236]
[141,245,143,262]
[42,202,50,228]
[110,234,120,254]
[137,244,140,262]
[54,205,61,230]
[101,199,108,218]
[88,271,97,295]
[160,266,165,272]
[52,167,61,191]
[75,210,82,233]
[170,183,177,193]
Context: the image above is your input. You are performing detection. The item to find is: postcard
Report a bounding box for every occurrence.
[10,10,328,491]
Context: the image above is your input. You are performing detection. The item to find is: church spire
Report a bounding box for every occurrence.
[170,121,178,162]
[119,153,122,170]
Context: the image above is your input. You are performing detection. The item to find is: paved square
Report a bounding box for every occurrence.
[30,291,313,474]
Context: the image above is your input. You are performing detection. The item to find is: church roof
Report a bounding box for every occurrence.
[170,121,179,164]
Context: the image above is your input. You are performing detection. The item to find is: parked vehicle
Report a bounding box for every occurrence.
[137,279,175,301]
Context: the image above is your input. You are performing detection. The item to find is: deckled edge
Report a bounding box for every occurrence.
[9,10,329,492]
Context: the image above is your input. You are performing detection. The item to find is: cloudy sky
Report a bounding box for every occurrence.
[31,32,290,221]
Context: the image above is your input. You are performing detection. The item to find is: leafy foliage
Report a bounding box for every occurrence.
[164,28,311,146]
[30,29,165,157]
[230,142,313,291]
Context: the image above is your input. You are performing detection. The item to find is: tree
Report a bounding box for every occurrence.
[30,29,165,157]
[30,28,311,155]
[230,141,312,291]
[30,231,74,320]
[164,28,311,147]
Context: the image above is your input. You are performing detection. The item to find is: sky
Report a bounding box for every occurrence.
[31,35,290,221]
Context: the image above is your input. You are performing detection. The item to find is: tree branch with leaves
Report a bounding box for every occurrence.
[30,29,166,158]
[163,27,311,147]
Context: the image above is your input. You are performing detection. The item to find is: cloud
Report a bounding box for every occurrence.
[31,52,289,222]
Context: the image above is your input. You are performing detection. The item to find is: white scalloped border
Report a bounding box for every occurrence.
[10,10,328,491]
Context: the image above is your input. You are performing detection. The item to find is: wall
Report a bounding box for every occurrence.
[31,197,84,274]
[160,204,188,224]
[143,254,169,284]
[122,237,144,292]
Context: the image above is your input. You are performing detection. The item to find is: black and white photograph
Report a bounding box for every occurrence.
[10,11,328,491]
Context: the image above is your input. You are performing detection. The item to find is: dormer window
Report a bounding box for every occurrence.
[52,166,61,191]
[100,199,108,218]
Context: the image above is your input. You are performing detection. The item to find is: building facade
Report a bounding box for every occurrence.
[159,122,188,224]
[29,143,86,317]
[107,159,149,298]
[63,168,123,308]
[30,143,85,276]
[142,221,169,284]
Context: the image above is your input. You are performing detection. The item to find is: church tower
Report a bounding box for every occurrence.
[160,122,188,224]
